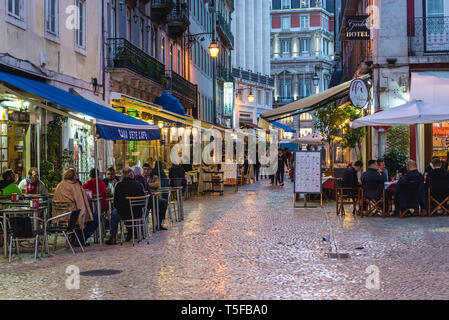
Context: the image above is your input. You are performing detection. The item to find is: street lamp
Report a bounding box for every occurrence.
[247,91,255,103]
[312,72,320,87]
[209,40,220,59]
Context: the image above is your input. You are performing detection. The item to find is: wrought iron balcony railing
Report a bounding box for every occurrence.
[408,16,449,55]
[150,0,176,23]
[232,68,275,87]
[167,3,190,38]
[217,65,234,83]
[166,70,197,103]
[216,12,234,48]
[107,38,166,86]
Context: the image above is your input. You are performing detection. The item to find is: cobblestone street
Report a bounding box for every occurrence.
[1,179,449,300]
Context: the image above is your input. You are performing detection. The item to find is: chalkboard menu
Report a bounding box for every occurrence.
[294,151,322,194]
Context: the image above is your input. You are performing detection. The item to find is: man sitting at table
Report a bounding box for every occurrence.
[82,168,108,213]
[18,167,48,196]
[426,158,449,211]
[361,160,387,214]
[102,167,119,195]
[107,167,145,245]
[342,160,363,198]
[0,169,22,196]
[394,160,427,215]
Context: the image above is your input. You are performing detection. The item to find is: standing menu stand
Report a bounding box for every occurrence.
[293,151,323,208]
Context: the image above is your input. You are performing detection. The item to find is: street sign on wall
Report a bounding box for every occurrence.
[349,79,369,109]
[223,82,234,117]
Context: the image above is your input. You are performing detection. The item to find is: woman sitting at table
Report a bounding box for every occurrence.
[82,168,108,213]
[54,168,97,246]
[0,169,21,196]
[18,167,48,196]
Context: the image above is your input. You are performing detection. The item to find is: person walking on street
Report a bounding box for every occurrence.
[275,149,289,187]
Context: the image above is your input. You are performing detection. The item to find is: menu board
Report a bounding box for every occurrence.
[294,151,322,194]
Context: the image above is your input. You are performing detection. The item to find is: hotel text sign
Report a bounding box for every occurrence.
[345,16,371,40]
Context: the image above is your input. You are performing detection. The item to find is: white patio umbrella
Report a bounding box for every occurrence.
[351,99,449,171]
[351,99,449,128]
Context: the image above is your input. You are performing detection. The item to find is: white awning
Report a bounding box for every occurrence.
[261,74,370,121]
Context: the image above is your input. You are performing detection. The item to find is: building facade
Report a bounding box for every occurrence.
[231,0,274,129]
[339,0,449,171]
[0,0,102,179]
[271,0,335,136]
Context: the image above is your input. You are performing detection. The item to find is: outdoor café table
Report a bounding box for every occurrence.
[0,206,48,257]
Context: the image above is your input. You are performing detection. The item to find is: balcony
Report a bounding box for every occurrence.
[232,68,275,87]
[217,65,234,83]
[107,38,166,87]
[216,12,234,49]
[408,17,449,57]
[166,70,198,106]
[167,3,190,39]
[150,0,176,23]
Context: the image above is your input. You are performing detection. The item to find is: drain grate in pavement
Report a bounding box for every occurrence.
[327,253,350,259]
[80,269,123,277]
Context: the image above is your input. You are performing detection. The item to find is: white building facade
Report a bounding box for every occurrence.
[271,0,335,137]
[231,0,273,128]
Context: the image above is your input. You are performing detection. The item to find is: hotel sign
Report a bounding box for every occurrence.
[345,16,371,40]
[223,82,234,117]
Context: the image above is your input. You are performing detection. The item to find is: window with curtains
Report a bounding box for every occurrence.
[281,40,291,54]
[300,39,309,53]
[281,0,291,9]
[45,0,58,36]
[281,16,290,30]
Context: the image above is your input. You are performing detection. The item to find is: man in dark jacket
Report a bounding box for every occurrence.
[274,149,289,186]
[394,160,426,214]
[169,163,186,188]
[426,158,449,210]
[106,167,145,245]
[361,160,386,201]
[342,160,363,198]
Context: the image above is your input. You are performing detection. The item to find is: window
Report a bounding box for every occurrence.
[426,0,444,34]
[301,0,310,8]
[299,79,311,98]
[281,40,291,54]
[161,37,166,64]
[257,90,262,104]
[281,0,290,9]
[177,49,182,75]
[7,0,21,18]
[45,0,58,36]
[281,16,290,30]
[281,79,292,99]
[300,15,310,29]
[170,44,174,71]
[75,0,86,49]
[140,18,145,49]
[126,7,131,41]
[300,39,309,53]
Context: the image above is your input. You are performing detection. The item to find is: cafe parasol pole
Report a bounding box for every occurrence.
[94,126,103,248]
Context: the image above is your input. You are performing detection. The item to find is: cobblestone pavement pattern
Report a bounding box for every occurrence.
[1,180,449,299]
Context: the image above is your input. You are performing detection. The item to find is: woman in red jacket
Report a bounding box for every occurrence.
[82,168,107,212]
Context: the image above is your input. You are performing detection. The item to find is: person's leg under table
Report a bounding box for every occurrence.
[76,212,100,245]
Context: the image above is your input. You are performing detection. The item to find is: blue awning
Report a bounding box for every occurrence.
[155,91,185,116]
[0,72,160,141]
[270,121,296,133]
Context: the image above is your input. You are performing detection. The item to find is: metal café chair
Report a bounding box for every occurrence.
[8,216,44,263]
[157,187,177,227]
[44,210,84,255]
[121,195,151,246]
